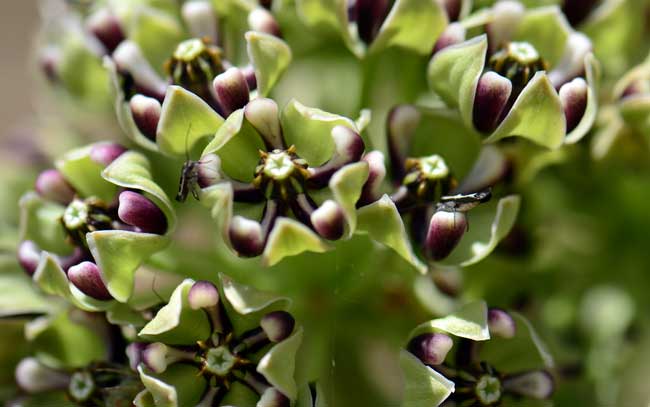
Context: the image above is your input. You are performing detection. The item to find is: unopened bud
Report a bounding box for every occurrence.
[424,210,467,261]
[67,261,113,301]
[117,191,168,235]
[213,67,250,116]
[559,77,588,133]
[126,342,147,371]
[248,8,281,37]
[260,311,295,342]
[245,98,283,149]
[229,216,265,257]
[35,169,75,205]
[548,32,592,88]
[188,280,220,309]
[89,142,127,166]
[473,72,512,133]
[503,370,554,399]
[17,241,41,276]
[311,200,345,240]
[354,0,391,45]
[15,358,69,393]
[182,1,218,40]
[257,387,290,407]
[130,94,162,141]
[488,308,516,339]
[434,23,466,54]
[407,333,454,366]
[86,8,125,53]
[359,151,386,205]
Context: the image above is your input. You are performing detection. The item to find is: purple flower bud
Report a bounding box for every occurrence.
[407,333,454,366]
[245,98,284,149]
[387,105,421,181]
[257,387,290,407]
[117,191,168,235]
[503,370,554,399]
[142,343,171,373]
[197,154,222,188]
[440,0,461,21]
[309,126,365,187]
[359,151,386,206]
[559,77,588,133]
[89,142,127,166]
[354,0,391,44]
[130,94,162,141]
[67,261,113,301]
[86,8,125,53]
[424,210,468,261]
[15,358,70,394]
[181,1,218,40]
[35,169,75,205]
[113,41,167,100]
[433,23,466,54]
[563,0,599,26]
[311,200,345,240]
[229,216,265,257]
[188,280,220,310]
[213,68,250,117]
[488,308,516,339]
[473,72,513,133]
[260,311,295,342]
[58,247,89,272]
[248,8,282,37]
[126,342,147,371]
[241,65,258,91]
[40,47,60,83]
[17,241,41,276]
[548,32,592,88]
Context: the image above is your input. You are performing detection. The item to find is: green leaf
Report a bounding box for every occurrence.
[26,312,107,369]
[370,0,448,55]
[157,86,224,157]
[262,218,331,267]
[221,273,290,315]
[126,6,185,75]
[257,327,303,400]
[442,195,520,267]
[356,195,427,274]
[202,109,265,182]
[399,350,454,407]
[102,151,177,231]
[329,162,369,237]
[293,0,357,54]
[246,31,292,97]
[427,35,488,128]
[56,145,117,202]
[18,192,69,254]
[87,230,170,302]
[281,100,357,167]
[513,6,571,67]
[0,272,56,317]
[138,279,211,345]
[138,364,206,407]
[485,73,565,149]
[104,57,159,152]
[409,301,490,341]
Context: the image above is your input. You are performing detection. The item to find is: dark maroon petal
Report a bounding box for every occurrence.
[86,8,125,53]
[35,169,75,205]
[354,0,391,44]
[17,241,41,276]
[117,191,168,235]
[113,41,167,100]
[488,308,516,339]
[40,48,60,83]
[89,142,127,166]
[188,280,220,309]
[228,216,265,257]
[130,95,162,141]
[213,68,250,117]
[503,370,554,399]
[473,72,513,133]
[248,8,282,37]
[241,65,258,91]
[407,333,454,366]
[433,22,466,54]
[548,32,592,88]
[58,247,90,272]
[244,98,284,149]
[440,0,462,21]
[260,311,295,342]
[258,387,290,407]
[126,342,148,371]
[359,150,386,206]
[562,0,599,26]
[67,261,113,301]
[308,126,365,188]
[559,77,588,133]
[424,210,468,261]
[196,154,223,188]
[311,200,345,240]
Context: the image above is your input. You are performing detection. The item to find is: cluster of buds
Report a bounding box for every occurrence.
[128,279,299,407]
[408,308,554,405]
[17,143,170,302]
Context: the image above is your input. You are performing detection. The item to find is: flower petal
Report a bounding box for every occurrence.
[262,217,331,266]
[257,327,303,400]
[246,31,292,97]
[512,6,571,67]
[399,350,454,407]
[409,301,490,341]
[18,192,69,254]
[138,364,206,407]
[56,144,117,202]
[329,162,369,237]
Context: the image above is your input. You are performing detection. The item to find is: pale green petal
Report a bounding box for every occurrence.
[246,31,292,97]
[18,192,69,254]
[329,162,369,237]
[262,218,331,266]
[565,54,600,144]
[409,301,490,341]
[138,364,206,407]
[513,6,571,67]
[400,350,454,407]
[56,145,117,202]
[221,273,290,315]
[257,327,303,400]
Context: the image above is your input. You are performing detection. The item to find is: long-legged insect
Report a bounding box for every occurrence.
[176,124,220,202]
[438,189,492,212]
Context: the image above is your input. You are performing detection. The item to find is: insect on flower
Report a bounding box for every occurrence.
[438,189,492,212]
[175,124,221,202]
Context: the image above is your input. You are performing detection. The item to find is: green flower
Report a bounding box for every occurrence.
[18,142,176,305]
[130,276,302,407]
[428,3,600,148]
[198,98,369,265]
